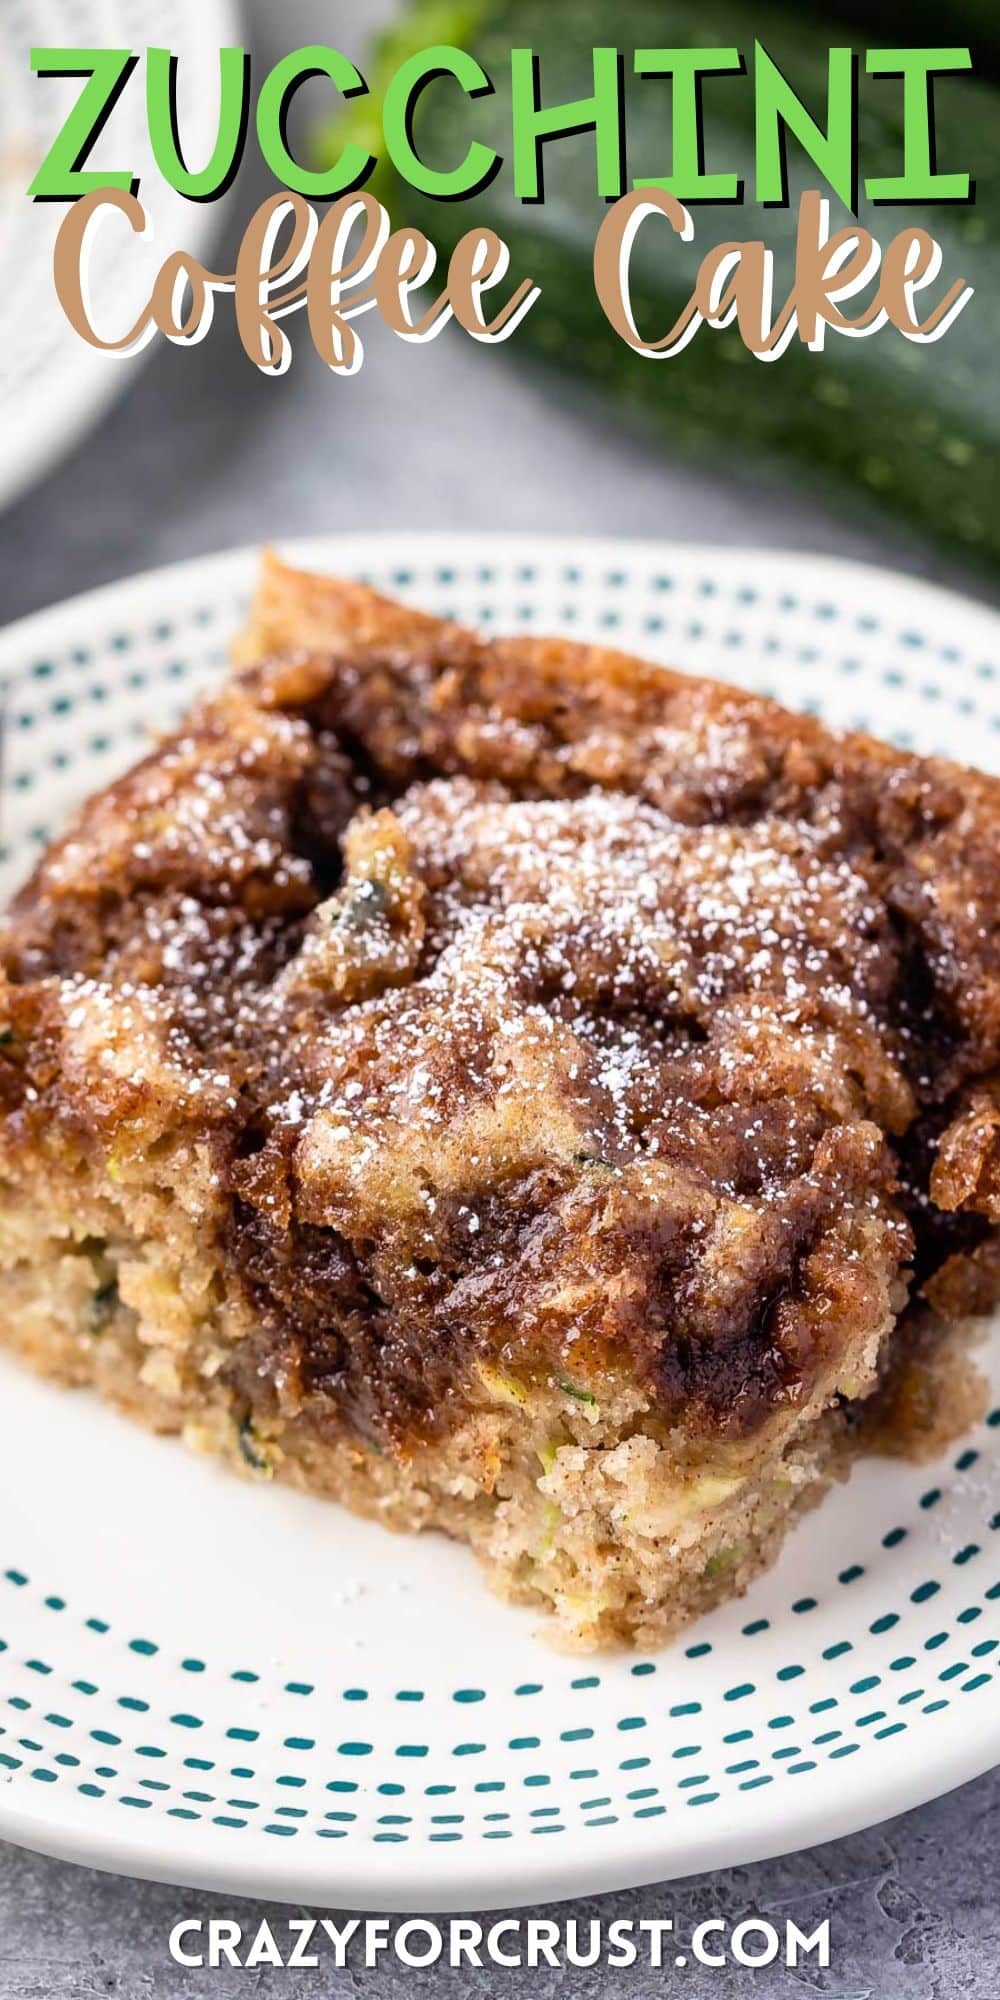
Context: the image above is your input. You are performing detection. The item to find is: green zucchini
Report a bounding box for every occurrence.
[835,5,1000,84]
[330,0,1000,572]
[88,1277,118,1336]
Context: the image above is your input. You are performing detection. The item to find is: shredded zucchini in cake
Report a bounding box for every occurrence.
[0,554,995,1648]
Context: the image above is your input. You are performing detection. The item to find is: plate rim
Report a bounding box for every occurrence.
[0,1726,992,1914]
[0,529,997,1910]
[2,532,1000,664]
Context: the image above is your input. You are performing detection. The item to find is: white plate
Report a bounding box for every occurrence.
[0,1,239,513]
[0,535,997,1912]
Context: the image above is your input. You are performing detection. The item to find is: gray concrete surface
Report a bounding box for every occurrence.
[0,1,996,1989]
[2,1774,999,1996]
[1,0,996,628]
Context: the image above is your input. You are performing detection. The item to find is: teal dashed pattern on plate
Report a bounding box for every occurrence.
[0,536,997,1908]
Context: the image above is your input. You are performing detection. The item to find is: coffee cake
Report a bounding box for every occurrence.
[0,553,997,1648]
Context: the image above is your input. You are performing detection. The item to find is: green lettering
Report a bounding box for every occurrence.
[146,47,251,201]
[754,43,858,210]
[28,47,138,200]
[865,49,972,202]
[511,46,624,201]
[633,49,743,201]
[383,44,498,199]
[257,45,373,197]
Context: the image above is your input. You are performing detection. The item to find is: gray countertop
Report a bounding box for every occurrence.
[2,1776,999,1997]
[2,0,996,630]
[0,2,996,1990]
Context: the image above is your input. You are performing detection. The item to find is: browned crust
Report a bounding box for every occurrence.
[1,553,998,1463]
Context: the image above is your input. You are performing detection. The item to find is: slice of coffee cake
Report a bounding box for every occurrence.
[0,553,997,1648]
